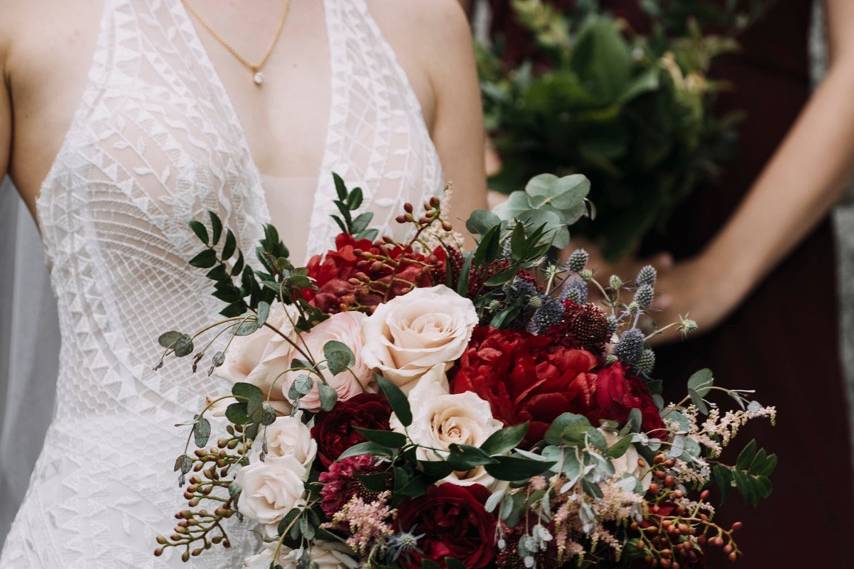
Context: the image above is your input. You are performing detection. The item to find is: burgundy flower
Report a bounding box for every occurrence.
[318,455,385,516]
[304,233,444,314]
[450,326,598,445]
[587,362,665,434]
[311,393,392,467]
[396,484,496,569]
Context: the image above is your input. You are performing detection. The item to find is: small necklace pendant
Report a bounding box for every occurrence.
[253,71,265,86]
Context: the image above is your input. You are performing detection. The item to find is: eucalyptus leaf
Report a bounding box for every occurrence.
[324,341,355,376]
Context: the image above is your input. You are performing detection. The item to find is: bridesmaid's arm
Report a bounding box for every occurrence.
[424,0,490,240]
[652,0,854,342]
[1,38,10,183]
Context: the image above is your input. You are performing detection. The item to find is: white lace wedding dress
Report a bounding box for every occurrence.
[0,0,443,567]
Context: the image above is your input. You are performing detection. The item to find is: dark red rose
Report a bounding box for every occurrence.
[588,362,665,434]
[318,455,386,516]
[311,393,392,467]
[450,326,598,445]
[396,484,496,569]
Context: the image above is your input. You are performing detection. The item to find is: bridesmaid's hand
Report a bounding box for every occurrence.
[646,255,738,345]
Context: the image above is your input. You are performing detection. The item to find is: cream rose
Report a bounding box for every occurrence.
[220,303,299,414]
[235,455,307,531]
[390,364,502,489]
[362,285,478,391]
[252,415,317,469]
[281,311,372,411]
[602,431,652,491]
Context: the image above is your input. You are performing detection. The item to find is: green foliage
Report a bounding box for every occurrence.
[712,439,776,506]
[478,0,763,258]
[330,172,379,241]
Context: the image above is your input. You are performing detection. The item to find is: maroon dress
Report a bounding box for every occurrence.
[488,1,854,567]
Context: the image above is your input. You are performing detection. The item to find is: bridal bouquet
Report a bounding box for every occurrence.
[153,173,776,568]
[479,0,769,258]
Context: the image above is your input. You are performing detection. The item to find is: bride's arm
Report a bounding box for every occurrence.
[652,0,854,341]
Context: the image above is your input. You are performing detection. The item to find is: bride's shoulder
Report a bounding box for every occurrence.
[365,0,473,125]
[366,0,469,44]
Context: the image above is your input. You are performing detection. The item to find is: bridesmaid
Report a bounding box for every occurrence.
[479,0,854,567]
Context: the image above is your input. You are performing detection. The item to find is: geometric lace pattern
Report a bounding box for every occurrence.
[0,0,443,566]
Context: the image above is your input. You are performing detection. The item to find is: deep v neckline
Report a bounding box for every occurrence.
[171,0,338,236]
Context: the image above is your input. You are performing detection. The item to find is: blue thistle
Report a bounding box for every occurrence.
[566,248,589,273]
[636,265,657,287]
[560,276,588,304]
[634,349,656,376]
[634,284,655,309]
[528,297,565,335]
[386,529,425,563]
[615,328,645,365]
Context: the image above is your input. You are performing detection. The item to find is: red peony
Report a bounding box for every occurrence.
[588,362,665,434]
[318,455,385,516]
[311,393,392,467]
[396,484,496,569]
[304,233,444,314]
[450,326,598,445]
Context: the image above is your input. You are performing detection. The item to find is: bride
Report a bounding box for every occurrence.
[0,0,487,566]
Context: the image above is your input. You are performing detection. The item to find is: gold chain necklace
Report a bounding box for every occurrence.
[182,0,290,86]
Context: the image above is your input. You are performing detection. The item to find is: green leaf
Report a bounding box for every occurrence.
[158,330,185,349]
[544,412,593,446]
[355,427,408,449]
[220,301,247,318]
[466,209,501,235]
[492,191,531,221]
[324,340,355,376]
[687,369,714,397]
[418,460,454,479]
[485,456,556,481]
[318,382,338,412]
[569,16,632,103]
[347,187,364,210]
[208,211,223,245]
[606,434,633,458]
[445,558,466,569]
[480,423,529,456]
[712,464,733,502]
[189,220,209,245]
[222,230,237,261]
[256,301,271,327]
[338,441,395,460]
[524,173,591,211]
[473,224,502,266]
[189,249,217,269]
[485,268,517,287]
[174,454,193,474]
[233,382,264,418]
[332,172,347,201]
[455,254,473,297]
[689,389,710,415]
[736,439,758,471]
[350,212,373,234]
[225,402,249,425]
[446,444,498,470]
[375,373,412,427]
[582,478,604,499]
[277,508,302,537]
[194,417,211,448]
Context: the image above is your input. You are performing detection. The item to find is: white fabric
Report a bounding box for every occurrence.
[0,181,60,543]
[0,0,443,566]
